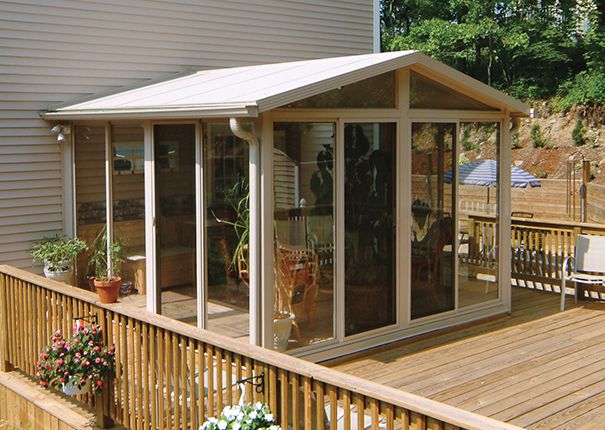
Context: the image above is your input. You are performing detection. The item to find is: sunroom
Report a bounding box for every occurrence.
[41,51,529,360]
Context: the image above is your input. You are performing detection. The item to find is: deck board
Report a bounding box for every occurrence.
[330,288,605,429]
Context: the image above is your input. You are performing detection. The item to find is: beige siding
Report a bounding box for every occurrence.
[0,0,373,268]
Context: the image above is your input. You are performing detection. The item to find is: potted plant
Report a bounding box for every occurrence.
[36,322,116,396]
[30,234,88,285]
[201,402,281,430]
[88,227,125,303]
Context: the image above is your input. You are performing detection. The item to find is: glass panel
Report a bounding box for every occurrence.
[154,124,197,324]
[410,72,498,110]
[111,125,146,299]
[285,72,395,109]
[458,122,500,307]
[74,125,106,289]
[204,123,250,339]
[344,123,397,336]
[273,122,336,351]
[411,123,456,319]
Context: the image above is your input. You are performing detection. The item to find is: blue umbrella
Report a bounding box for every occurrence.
[444,159,541,188]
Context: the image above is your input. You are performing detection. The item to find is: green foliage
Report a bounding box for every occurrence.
[30,234,87,271]
[381,0,605,102]
[511,133,520,149]
[530,123,549,148]
[87,227,125,280]
[554,70,605,110]
[572,118,587,145]
[461,126,477,151]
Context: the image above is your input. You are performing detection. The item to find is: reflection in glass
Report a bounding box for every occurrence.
[154,124,197,324]
[205,123,250,339]
[458,122,500,307]
[273,122,335,351]
[410,72,496,110]
[74,125,106,289]
[344,123,397,336]
[111,125,146,298]
[411,123,456,319]
[286,72,395,109]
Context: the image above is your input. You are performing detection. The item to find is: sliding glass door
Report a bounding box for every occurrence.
[410,123,456,319]
[344,123,397,336]
[153,124,198,324]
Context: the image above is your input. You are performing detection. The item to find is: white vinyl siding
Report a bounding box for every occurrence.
[0,0,373,268]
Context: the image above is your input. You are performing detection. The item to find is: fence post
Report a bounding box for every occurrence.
[0,273,14,372]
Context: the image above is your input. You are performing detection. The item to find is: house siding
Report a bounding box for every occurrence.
[0,0,374,268]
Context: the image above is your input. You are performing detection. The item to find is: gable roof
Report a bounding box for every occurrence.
[41,51,529,119]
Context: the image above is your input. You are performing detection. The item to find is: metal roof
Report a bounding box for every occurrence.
[41,51,530,119]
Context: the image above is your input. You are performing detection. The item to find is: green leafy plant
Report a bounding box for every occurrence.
[530,123,549,148]
[30,234,87,271]
[213,177,249,271]
[572,119,587,146]
[36,322,116,393]
[200,402,281,430]
[88,227,124,280]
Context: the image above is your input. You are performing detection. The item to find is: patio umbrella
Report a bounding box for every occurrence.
[444,159,541,188]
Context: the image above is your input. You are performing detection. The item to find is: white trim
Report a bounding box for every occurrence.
[454,121,460,311]
[336,119,345,343]
[260,113,274,348]
[104,122,114,279]
[249,124,261,346]
[373,0,380,53]
[144,121,159,313]
[196,121,206,328]
[62,129,76,238]
[500,116,512,312]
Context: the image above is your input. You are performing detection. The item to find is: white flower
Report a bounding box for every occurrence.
[266,414,274,422]
[249,411,258,420]
[217,420,227,430]
[232,424,241,430]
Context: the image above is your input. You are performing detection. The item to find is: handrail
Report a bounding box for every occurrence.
[0,265,522,430]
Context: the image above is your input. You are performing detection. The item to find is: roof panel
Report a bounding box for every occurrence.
[41,51,530,119]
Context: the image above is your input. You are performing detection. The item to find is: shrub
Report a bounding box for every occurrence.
[530,123,549,148]
[572,119,587,146]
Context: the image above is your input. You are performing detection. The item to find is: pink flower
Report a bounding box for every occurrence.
[96,381,103,389]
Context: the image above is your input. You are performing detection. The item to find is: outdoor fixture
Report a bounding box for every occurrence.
[50,124,71,142]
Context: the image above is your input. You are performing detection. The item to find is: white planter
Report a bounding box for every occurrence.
[62,377,91,396]
[43,260,75,285]
[273,312,295,352]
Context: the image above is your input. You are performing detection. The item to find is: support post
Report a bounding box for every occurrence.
[581,160,590,223]
[0,273,13,372]
[95,388,114,428]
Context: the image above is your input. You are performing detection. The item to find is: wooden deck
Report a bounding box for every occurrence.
[330,287,605,429]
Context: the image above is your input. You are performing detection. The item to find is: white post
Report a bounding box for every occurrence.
[500,115,512,313]
[196,121,207,328]
[144,122,159,313]
[260,113,274,348]
[104,123,114,280]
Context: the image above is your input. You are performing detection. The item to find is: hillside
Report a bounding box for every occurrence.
[512,103,605,184]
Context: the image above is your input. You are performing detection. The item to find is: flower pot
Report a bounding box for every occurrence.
[43,260,75,285]
[94,277,122,304]
[273,312,295,352]
[62,377,91,396]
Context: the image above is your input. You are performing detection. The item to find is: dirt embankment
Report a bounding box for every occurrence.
[513,103,605,184]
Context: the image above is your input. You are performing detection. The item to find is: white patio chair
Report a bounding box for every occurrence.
[561,234,605,311]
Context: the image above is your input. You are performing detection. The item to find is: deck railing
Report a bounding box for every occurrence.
[0,265,520,430]
[468,215,605,290]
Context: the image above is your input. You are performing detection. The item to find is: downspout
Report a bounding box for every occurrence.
[229,118,261,346]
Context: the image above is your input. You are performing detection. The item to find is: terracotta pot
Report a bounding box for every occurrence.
[93,276,121,304]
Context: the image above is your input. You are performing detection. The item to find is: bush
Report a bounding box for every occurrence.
[555,70,605,111]
[530,123,549,148]
[572,119,587,146]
